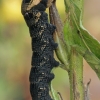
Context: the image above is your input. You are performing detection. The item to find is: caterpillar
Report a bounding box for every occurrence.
[21,0,59,100]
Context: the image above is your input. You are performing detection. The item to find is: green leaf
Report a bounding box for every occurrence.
[75,45,100,78]
[80,22,100,60]
[64,0,100,78]
[64,0,100,79]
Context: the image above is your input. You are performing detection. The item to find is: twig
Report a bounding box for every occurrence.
[57,92,63,100]
[84,79,91,100]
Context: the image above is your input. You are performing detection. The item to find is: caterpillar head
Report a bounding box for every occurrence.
[21,0,41,14]
[21,0,54,14]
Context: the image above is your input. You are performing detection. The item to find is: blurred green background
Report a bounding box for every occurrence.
[0,0,100,100]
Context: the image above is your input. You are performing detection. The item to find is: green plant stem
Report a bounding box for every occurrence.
[68,47,84,100]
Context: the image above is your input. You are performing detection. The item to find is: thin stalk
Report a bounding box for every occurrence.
[68,47,84,100]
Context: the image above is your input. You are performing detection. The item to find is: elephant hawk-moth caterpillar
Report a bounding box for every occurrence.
[21,0,59,100]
